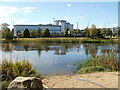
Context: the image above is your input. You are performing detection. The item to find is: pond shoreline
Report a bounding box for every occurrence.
[42,72,119,88]
[2,37,120,43]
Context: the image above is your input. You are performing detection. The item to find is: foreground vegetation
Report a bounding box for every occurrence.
[74,50,119,74]
[0,59,41,89]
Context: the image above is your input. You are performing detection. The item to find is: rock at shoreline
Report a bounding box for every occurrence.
[8,77,43,90]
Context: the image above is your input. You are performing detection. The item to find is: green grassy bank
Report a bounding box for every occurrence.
[74,50,119,74]
[2,37,120,43]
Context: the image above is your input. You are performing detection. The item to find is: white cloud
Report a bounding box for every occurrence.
[0,6,19,17]
[78,16,84,19]
[20,7,36,13]
[112,24,118,27]
[0,6,36,17]
[0,17,28,29]
[67,4,72,7]
[63,16,69,20]
[0,16,49,29]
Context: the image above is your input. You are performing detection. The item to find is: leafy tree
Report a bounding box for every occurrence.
[71,29,80,36]
[64,28,69,37]
[4,28,13,40]
[90,24,99,36]
[30,30,36,37]
[101,28,112,36]
[105,28,112,36]
[97,29,101,37]
[12,28,14,33]
[84,27,90,37]
[23,28,30,38]
[1,23,9,31]
[101,28,106,36]
[118,27,120,38]
[36,27,41,37]
[17,30,23,37]
[0,30,2,38]
[61,32,64,37]
[43,28,50,37]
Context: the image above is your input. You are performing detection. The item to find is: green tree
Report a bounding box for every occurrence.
[43,28,50,37]
[84,27,90,37]
[101,28,106,36]
[105,28,112,36]
[36,27,41,37]
[4,28,13,40]
[17,30,23,37]
[64,28,69,37]
[30,30,36,37]
[23,28,30,38]
[90,24,99,36]
[1,23,9,31]
[118,27,120,38]
[101,28,112,36]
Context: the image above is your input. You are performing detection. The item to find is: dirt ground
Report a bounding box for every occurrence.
[42,72,119,88]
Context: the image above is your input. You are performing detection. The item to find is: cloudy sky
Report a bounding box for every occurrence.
[0,1,118,29]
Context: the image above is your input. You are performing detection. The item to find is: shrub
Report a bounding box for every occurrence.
[77,66,112,74]
[4,28,13,40]
[43,28,50,37]
[36,27,41,37]
[64,28,69,37]
[23,28,30,38]
[0,59,41,88]
[74,50,118,74]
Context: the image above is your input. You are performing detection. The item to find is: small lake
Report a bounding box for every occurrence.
[1,43,118,76]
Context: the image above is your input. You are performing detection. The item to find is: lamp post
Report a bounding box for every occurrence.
[88,19,91,28]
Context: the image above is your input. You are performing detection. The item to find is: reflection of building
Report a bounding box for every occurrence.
[14,20,73,37]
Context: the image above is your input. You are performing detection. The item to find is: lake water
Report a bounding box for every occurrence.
[1,43,118,76]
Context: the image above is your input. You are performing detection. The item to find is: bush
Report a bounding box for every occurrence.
[4,28,13,40]
[36,27,41,37]
[74,50,118,74]
[23,28,30,38]
[77,66,112,74]
[0,59,41,88]
[64,28,69,37]
[43,28,50,37]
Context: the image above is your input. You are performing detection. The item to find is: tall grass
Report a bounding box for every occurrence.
[11,38,113,43]
[0,59,40,88]
[2,38,120,44]
[74,50,119,74]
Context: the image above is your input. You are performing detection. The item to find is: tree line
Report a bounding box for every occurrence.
[72,24,120,38]
[1,23,120,40]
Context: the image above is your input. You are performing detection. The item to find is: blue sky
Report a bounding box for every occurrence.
[0,2,118,29]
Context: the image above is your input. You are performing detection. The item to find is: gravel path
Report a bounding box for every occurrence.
[42,72,119,88]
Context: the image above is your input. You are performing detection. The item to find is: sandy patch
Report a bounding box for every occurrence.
[42,72,119,88]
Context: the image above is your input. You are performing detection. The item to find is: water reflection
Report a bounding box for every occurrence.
[1,43,118,75]
[83,44,98,57]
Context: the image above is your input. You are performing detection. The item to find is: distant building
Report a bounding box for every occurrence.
[54,20,73,32]
[14,20,73,37]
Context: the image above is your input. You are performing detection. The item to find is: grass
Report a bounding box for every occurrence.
[0,59,41,89]
[74,50,119,74]
[77,66,112,74]
[2,37,120,44]
[2,37,119,43]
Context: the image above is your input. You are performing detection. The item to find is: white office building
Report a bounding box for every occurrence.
[54,20,73,32]
[14,20,73,37]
